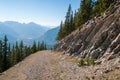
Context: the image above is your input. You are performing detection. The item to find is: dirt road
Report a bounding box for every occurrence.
[0,51,81,80]
[0,50,120,80]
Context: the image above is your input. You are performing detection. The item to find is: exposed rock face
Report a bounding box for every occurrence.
[54,0,120,62]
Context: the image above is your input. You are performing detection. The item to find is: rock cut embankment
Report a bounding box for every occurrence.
[54,0,120,63]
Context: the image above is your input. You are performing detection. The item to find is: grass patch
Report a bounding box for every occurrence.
[77,56,95,67]
[114,11,119,18]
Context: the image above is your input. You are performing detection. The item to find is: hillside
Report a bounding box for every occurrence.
[0,22,18,44]
[0,21,52,45]
[3,21,50,39]
[0,21,59,47]
[39,27,60,48]
[0,0,120,80]
[54,0,120,64]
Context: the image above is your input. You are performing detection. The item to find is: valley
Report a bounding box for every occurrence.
[0,21,59,47]
[0,0,120,80]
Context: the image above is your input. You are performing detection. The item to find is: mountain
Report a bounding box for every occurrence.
[3,21,50,40]
[0,1,120,80]
[0,21,51,45]
[54,0,120,63]
[39,27,60,49]
[0,21,59,47]
[0,22,18,44]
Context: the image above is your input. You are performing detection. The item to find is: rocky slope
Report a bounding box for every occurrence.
[54,0,120,63]
[0,1,120,80]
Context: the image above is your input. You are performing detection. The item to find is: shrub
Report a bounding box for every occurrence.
[114,11,119,18]
[85,55,95,66]
[77,58,84,67]
[77,56,95,67]
[85,55,91,66]
[90,58,95,66]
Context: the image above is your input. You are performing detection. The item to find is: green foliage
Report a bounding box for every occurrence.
[31,41,37,53]
[57,0,93,40]
[77,58,84,67]
[3,35,9,70]
[57,22,64,40]
[92,0,114,17]
[85,56,91,66]
[0,35,47,73]
[57,4,75,40]
[77,56,95,67]
[79,0,93,24]
[107,4,113,11]
[85,55,95,66]
[0,40,3,72]
[114,11,119,18]
[40,41,47,50]
[90,58,95,65]
[57,0,114,41]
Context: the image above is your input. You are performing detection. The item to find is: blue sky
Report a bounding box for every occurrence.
[0,0,80,27]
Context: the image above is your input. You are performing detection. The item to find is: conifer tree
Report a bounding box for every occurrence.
[40,41,45,50]
[0,40,3,72]
[92,0,114,17]
[98,0,114,13]
[70,11,75,32]
[15,41,20,63]
[73,10,78,29]
[37,41,40,50]
[64,4,73,35]
[57,4,74,40]
[77,0,93,26]
[10,45,15,66]
[19,41,24,60]
[3,35,8,70]
[57,21,64,40]
[7,43,11,67]
[32,41,37,53]
[0,35,47,72]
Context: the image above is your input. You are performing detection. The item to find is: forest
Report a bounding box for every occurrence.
[57,0,114,40]
[0,0,115,73]
[0,35,46,73]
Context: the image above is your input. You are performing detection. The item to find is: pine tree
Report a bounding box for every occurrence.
[10,45,15,66]
[57,4,74,40]
[0,40,3,72]
[7,43,11,67]
[64,4,73,35]
[3,35,8,70]
[19,41,24,60]
[77,0,93,26]
[98,0,114,13]
[70,11,75,32]
[0,36,48,72]
[37,41,40,50]
[73,10,78,29]
[57,21,64,40]
[41,41,44,50]
[15,41,20,63]
[32,41,37,53]
[24,46,28,57]
[57,1,93,41]
[92,0,114,17]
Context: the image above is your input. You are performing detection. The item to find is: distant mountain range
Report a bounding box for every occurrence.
[0,21,59,48]
[39,27,60,49]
